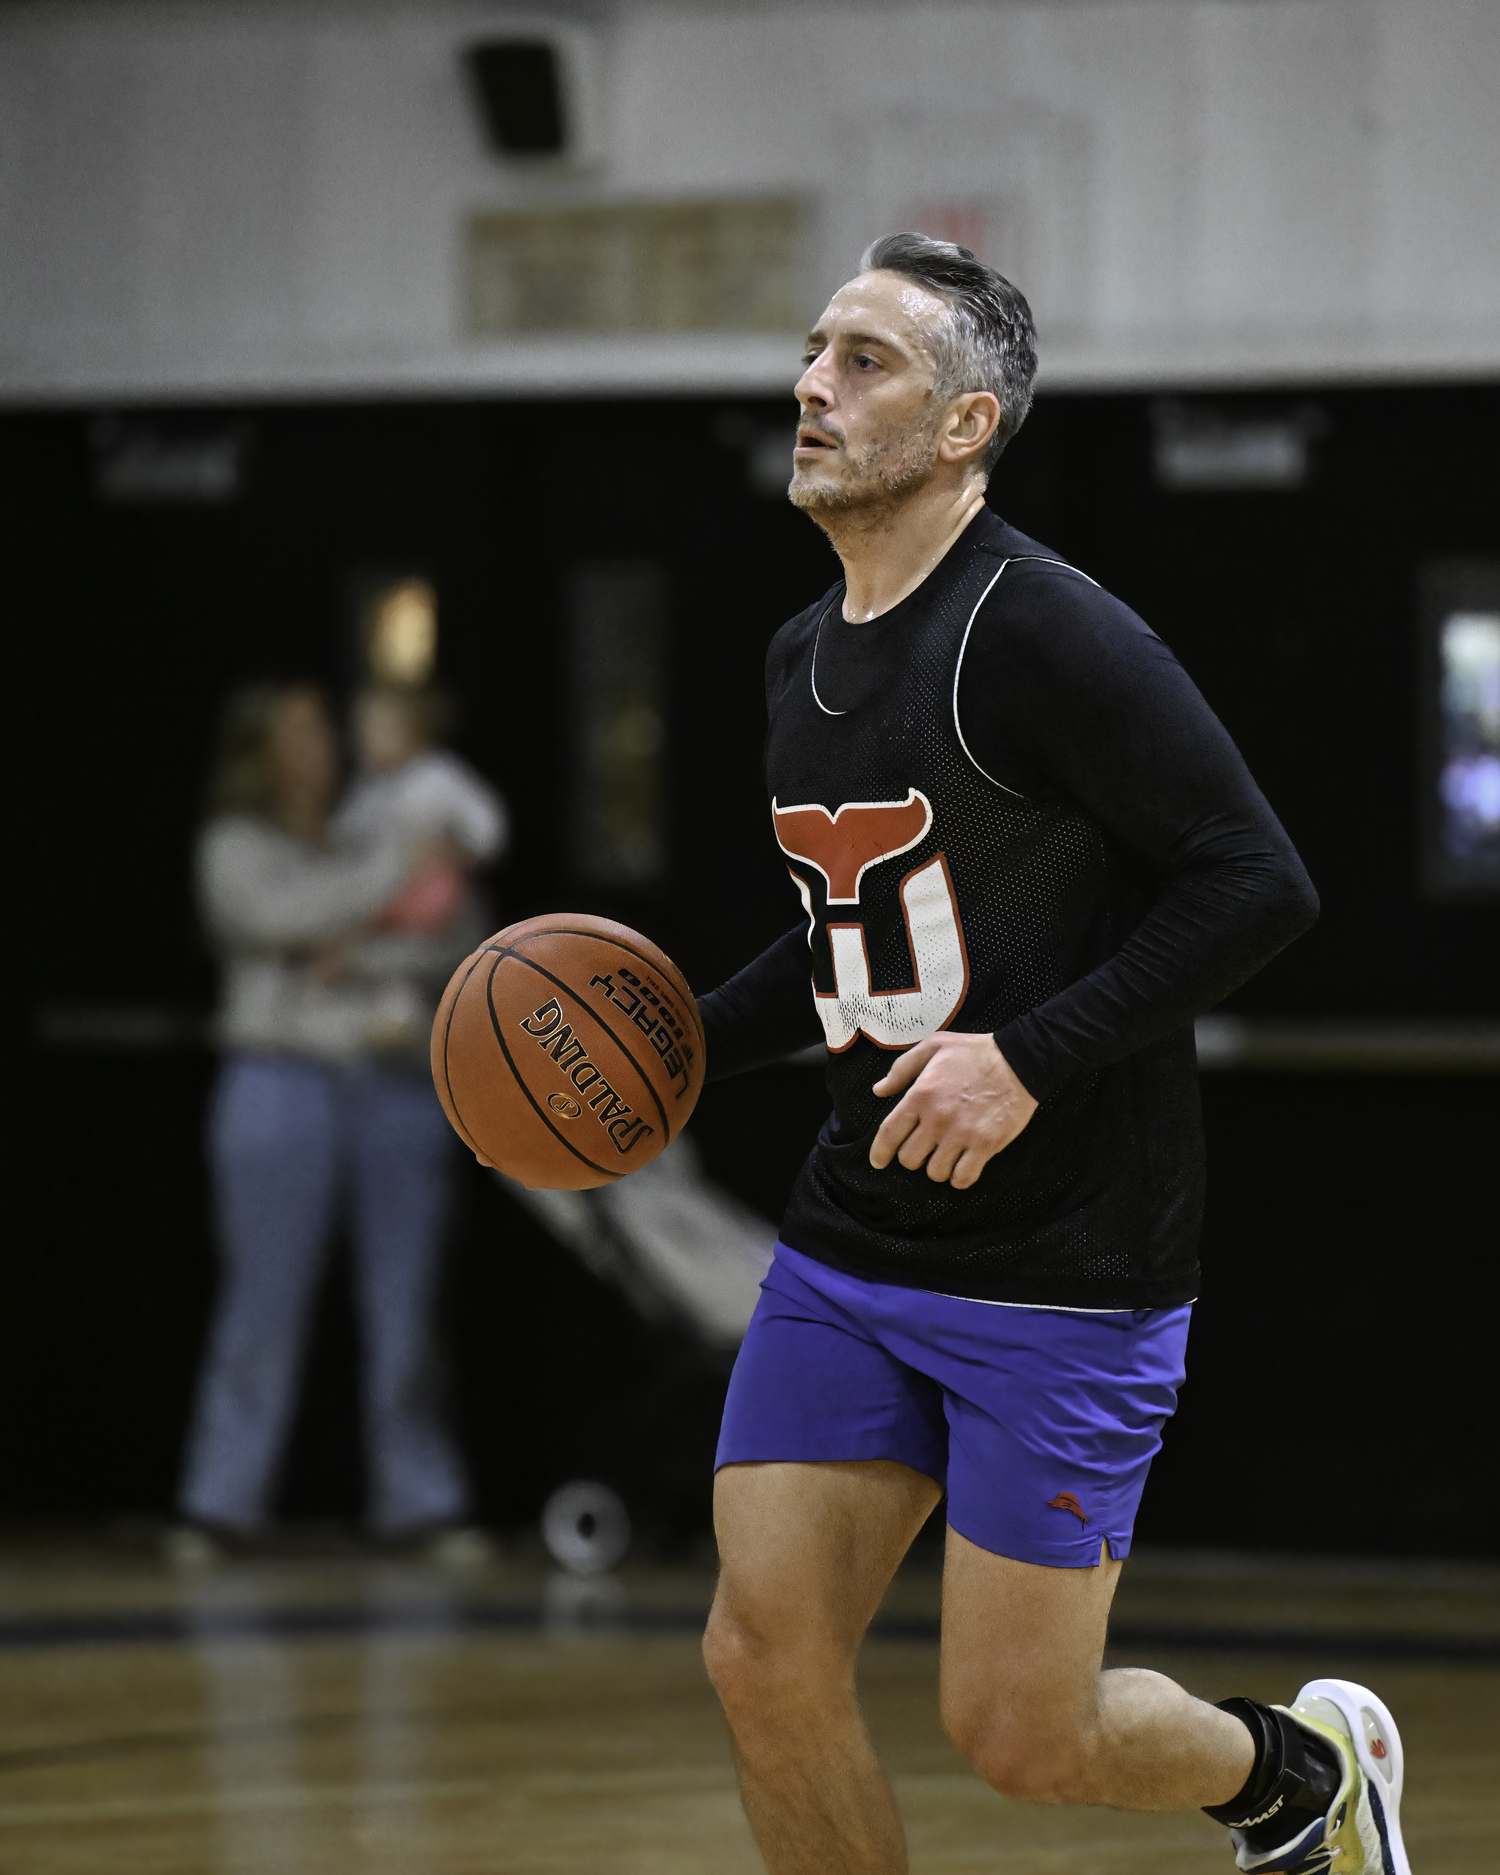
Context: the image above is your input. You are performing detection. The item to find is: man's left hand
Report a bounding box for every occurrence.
[869,1032,1038,1189]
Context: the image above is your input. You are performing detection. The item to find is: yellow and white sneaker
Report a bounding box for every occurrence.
[1231,1678,1410,1874]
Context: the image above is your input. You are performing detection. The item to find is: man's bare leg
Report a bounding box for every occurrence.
[938,1526,1254,1809]
[704,1459,941,1875]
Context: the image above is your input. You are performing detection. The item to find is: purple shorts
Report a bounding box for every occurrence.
[716,1243,1191,1567]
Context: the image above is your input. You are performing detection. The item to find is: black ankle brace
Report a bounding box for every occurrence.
[1204,1697,1343,1853]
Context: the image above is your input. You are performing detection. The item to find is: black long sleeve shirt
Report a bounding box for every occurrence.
[698,507,1316,1304]
[703,537,1315,1096]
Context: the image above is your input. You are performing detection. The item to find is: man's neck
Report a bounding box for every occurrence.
[822,479,989,622]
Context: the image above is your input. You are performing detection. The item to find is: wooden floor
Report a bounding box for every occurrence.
[0,1533,1495,1872]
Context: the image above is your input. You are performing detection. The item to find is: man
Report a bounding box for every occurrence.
[695,233,1409,1875]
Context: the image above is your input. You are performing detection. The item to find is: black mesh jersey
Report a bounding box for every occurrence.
[703,506,1318,1310]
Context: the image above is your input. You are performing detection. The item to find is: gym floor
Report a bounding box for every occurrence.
[0,1532,1494,1872]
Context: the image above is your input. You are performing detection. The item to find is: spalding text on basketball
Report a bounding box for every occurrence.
[519,999,656,1154]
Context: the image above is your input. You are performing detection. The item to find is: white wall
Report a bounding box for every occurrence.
[1,0,1498,402]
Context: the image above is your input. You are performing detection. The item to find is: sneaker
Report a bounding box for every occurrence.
[1231,1677,1410,1874]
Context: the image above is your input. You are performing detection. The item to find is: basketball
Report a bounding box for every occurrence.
[430,913,707,1190]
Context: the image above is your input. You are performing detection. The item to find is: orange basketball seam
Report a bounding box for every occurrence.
[504,926,706,1054]
[489,946,676,1141]
[481,956,624,1182]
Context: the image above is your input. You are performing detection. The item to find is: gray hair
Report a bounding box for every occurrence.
[859,231,1038,470]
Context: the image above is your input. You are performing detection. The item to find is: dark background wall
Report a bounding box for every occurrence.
[4,385,1498,1555]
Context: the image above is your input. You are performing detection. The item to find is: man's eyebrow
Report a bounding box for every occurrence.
[803,328,905,354]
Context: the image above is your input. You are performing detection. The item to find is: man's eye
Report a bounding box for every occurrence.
[855,354,879,370]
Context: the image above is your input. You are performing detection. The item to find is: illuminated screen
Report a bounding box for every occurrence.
[1424,564,1500,896]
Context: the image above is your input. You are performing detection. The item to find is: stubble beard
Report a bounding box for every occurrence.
[787,416,942,530]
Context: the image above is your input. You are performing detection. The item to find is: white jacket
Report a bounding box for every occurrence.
[198,815,475,1063]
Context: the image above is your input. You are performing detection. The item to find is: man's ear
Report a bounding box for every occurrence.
[938,391,1002,466]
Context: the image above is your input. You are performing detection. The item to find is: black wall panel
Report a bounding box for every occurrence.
[4,385,1497,1553]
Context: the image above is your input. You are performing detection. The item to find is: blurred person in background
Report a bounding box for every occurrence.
[334,682,508,1050]
[172,681,506,1565]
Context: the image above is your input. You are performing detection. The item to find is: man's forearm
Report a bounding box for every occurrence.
[698,926,826,1082]
[994,845,1318,1101]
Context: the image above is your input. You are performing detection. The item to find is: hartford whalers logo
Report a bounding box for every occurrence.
[772,789,968,1052]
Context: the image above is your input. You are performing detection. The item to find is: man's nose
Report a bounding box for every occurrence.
[795,354,833,409]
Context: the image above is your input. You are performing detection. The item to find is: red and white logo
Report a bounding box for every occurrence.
[772,789,969,1052]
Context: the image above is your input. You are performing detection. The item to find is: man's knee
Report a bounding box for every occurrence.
[701,1604,759,1705]
[941,1698,1092,1805]
[703,1601,852,1720]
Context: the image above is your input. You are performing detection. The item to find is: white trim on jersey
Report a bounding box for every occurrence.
[809,592,848,717]
[952,554,1102,795]
[930,1289,1196,1315]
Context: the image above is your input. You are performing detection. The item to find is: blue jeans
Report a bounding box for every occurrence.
[180,1054,470,1533]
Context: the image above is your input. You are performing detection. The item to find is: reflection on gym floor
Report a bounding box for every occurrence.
[187,1566,472,1873]
[1,1532,1496,1873]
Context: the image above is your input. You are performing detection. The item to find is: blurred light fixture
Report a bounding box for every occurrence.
[1436,609,1500,883]
[1150,401,1325,492]
[1420,561,1500,898]
[365,579,438,686]
[467,39,567,156]
[91,417,249,504]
